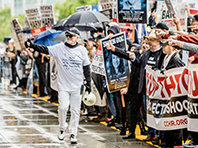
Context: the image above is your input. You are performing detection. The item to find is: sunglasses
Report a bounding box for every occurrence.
[66,34,74,38]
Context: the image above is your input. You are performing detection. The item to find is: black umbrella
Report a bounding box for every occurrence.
[64,11,110,26]
[75,24,97,31]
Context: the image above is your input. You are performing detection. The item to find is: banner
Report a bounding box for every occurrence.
[146,64,198,132]
[101,32,130,93]
[117,0,147,23]
[91,47,105,76]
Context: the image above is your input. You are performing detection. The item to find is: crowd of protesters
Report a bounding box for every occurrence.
[1,7,198,147]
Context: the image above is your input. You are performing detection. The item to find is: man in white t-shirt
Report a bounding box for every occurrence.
[25,28,91,144]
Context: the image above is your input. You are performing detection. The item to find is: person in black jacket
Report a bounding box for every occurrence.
[159,42,185,148]
[161,42,185,70]
[129,30,165,142]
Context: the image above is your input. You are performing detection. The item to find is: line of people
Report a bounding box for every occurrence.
[2,12,198,147]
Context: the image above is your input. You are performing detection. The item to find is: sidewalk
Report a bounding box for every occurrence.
[0,89,154,147]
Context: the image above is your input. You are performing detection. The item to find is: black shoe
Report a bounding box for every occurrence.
[143,135,154,141]
[122,132,135,139]
[107,120,115,127]
[120,128,126,135]
[141,130,148,135]
[52,99,59,103]
[152,137,159,145]
[48,98,54,102]
[39,93,48,97]
[159,141,167,148]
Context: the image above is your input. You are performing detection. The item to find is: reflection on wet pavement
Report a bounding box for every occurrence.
[0,91,154,148]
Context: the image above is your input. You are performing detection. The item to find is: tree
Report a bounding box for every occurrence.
[0,8,25,42]
[54,0,98,21]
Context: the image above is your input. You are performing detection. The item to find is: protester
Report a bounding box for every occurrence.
[24,27,91,144]
[2,39,16,90]
[159,41,185,147]
[130,27,165,142]
[106,38,145,139]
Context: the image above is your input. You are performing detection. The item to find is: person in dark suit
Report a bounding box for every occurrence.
[158,42,185,148]
[130,30,165,142]
[107,40,143,139]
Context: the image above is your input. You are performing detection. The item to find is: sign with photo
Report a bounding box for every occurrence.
[101,32,130,93]
[117,0,147,23]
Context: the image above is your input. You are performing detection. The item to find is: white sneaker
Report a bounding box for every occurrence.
[70,134,77,144]
[58,130,65,141]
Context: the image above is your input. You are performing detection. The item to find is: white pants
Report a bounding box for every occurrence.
[58,90,81,136]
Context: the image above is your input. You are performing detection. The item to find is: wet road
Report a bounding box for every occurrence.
[0,90,154,148]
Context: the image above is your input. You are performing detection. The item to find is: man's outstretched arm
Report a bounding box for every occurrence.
[24,39,49,54]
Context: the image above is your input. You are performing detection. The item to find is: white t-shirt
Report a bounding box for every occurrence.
[48,43,90,91]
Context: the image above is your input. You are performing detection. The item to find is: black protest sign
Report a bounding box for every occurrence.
[101,32,130,93]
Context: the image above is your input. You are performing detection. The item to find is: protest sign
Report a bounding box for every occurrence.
[146,64,198,132]
[164,0,175,14]
[91,47,105,76]
[101,32,130,93]
[100,9,113,20]
[10,19,26,50]
[25,8,42,37]
[117,0,147,23]
[147,0,186,31]
[99,0,113,10]
[188,1,198,15]
[40,5,54,28]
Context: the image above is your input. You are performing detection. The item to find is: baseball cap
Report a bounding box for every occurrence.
[65,27,80,36]
[8,38,14,43]
[154,22,169,31]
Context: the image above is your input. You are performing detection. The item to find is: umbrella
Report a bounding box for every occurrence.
[52,18,71,31]
[33,29,63,46]
[64,11,110,26]
[52,31,66,42]
[75,24,97,31]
